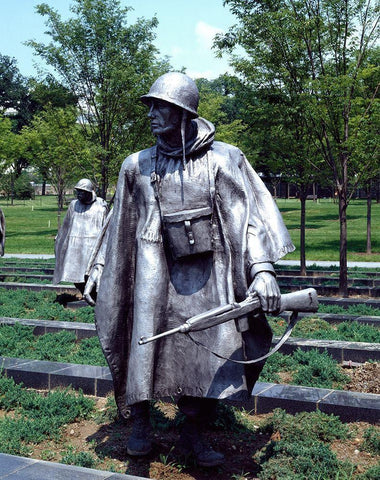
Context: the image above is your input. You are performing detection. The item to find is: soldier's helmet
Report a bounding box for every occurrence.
[74,179,95,193]
[141,72,199,118]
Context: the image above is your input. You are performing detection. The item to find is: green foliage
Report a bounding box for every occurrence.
[260,349,350,389]
[0,374,94,455]
[0,324,106,366]
[0,287,95,323]
[0,55,31,131]
[27,0,170,194]
[22,106,95,210]
[61,446,98,468]
[318,304,380,317]
[269,316,380,343]
[256,409,352,479]
[258,349,296,383]
[93,395,118,424]
[291,349,350,389]
[13,173,34,200]
[361,426,380,455]
[357,464,380,479]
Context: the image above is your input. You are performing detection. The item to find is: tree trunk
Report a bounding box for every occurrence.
[366,182,372,254]
[42,180,46,196]
[10,173,15,206]
[338,189,348,297]
[299,190,307,276]
[100,153,108,200]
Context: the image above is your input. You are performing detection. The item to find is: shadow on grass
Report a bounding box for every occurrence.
[5,230,56,237]
[87,402,268,479]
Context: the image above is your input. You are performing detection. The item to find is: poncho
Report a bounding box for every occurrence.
[53,196,108,284]
[95,118,294,417]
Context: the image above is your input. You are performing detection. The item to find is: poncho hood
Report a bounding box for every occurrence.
[156,117,215,158]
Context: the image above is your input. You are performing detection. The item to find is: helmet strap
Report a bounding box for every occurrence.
[180,110,188,171]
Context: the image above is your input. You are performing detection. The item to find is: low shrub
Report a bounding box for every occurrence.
[269,316,380,343]
[291,349,351,389]
[0,375,94,456]
[0,324,106,366]
[361,426,380,455]
[0,288,95,323]
[256,409,353,480]
[61,446,98,469]
[260,348,350,389]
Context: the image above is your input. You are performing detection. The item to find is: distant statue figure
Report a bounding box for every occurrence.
[53,179,108,294]
[0,208,5,256]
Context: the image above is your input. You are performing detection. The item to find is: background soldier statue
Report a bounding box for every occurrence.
[53,178,108,295]
[85,72,295,467]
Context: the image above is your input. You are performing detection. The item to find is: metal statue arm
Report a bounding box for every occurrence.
[139,288,318,345]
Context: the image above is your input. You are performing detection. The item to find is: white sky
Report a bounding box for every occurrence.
[0,0,237,80]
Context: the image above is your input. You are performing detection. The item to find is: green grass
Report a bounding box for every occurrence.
[0,324,106,366]
[0,195,61,254]
[276,198,380,262]
[269,316,380,343]
[0,375,94,456]
[1,196,379,261]
[0,288,95,323]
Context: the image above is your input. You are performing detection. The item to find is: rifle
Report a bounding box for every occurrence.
[139,288,318,363]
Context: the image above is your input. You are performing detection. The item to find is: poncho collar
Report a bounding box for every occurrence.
[156,117,215,158]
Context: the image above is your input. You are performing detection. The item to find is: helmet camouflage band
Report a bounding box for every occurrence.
[74,178,95,193]
[141,72,199,118]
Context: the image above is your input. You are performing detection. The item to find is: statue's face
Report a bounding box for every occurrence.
[76,189,93,204]
[148,99,182,137]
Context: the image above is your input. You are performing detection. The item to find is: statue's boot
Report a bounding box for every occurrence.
[126,401,152,456]
[178,418,225,467]
[177,397,224,467]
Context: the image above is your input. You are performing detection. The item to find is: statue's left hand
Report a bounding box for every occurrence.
[247,271,280,313]
[83,264,103,306]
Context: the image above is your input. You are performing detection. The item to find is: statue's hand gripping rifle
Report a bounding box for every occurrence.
[139,288,319,364]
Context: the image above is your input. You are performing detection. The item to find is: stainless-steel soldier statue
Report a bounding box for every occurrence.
[53,178,108,295]
[84,72,295,467]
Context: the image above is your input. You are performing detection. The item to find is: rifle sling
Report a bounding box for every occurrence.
[187,312,299,364]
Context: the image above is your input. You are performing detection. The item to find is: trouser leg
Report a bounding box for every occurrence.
[177,396,224,467]
[126,400,152,456]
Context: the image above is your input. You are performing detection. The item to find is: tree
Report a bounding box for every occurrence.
[27,0,170,197]
[196,75,247,146]
[0,54,32,131]
[0,115,24,205]
[216,0,379,295]
[23,106,96,224]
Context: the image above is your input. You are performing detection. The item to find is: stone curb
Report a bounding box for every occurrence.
[1,356,378,423]
[0,453,147,479]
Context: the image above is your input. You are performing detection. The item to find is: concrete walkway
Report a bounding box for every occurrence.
[0,453,147,480]
[276,259,380,269]
[3,254,380,269]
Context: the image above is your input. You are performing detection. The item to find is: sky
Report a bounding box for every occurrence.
[0,0,237,80]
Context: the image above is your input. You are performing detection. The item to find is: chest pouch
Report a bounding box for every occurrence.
[163,206,213,260]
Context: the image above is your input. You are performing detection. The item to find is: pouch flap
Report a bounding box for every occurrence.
[163,206,212,224]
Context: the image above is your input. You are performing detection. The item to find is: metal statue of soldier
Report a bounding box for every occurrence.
[53,179,108,295]
[84,72,295,467]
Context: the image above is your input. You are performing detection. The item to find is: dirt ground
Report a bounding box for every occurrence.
[25,362,379,480]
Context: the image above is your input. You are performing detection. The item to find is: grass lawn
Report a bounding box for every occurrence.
[0,195,62,254]
[0,195,379,261]
[277,198,379,262]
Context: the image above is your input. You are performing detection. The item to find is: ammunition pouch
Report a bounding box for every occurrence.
[163,206,213,259]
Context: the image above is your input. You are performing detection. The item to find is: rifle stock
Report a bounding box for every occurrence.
[139,288,318,345]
